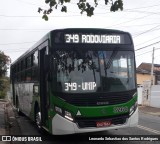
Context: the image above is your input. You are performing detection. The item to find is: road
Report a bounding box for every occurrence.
[1,100,160,144]
[9,110,160,144]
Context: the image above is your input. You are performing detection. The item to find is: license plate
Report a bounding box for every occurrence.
[96,121,111,127]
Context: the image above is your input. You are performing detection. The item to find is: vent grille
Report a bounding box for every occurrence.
[75,114,129,128]
[58,90,136,106]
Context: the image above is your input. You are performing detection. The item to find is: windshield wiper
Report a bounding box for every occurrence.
[105,51,118,70]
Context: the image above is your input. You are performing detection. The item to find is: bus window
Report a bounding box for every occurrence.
[33,51,38,66]
[26,69,32,81]
[21,60,25,71]
[26,56,32,68]
[32,67,39,81]
[21,71,25,81]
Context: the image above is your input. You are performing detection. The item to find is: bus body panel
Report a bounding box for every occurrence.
[51,108,138,135]
[14,83,33,116]
[13,82,40,119]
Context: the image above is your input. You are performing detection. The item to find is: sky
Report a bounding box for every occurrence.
[1,0,160,72]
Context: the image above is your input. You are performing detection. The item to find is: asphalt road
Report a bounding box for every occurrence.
[1,100,160,144]
[139,112,160,134]
[11,110,160,144]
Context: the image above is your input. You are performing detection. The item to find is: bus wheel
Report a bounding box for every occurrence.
[16,97,22,115]
[17,107,21,115]
[35,107,42,129]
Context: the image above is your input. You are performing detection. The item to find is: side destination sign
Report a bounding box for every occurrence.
[65,34,121,44]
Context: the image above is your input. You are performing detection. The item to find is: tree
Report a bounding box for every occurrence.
[0,51,10,99]
[0,51,10,77]
[38,0,123,21]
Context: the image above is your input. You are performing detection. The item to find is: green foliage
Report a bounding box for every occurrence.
[0,77,10,99]
[0,51,10,99]
[0,51,10,77]
[110,0,123,11]
[39,0,123,20]
[42,14,49,21]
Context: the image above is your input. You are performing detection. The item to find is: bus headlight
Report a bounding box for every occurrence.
[55,106,62,114]
[65,111,73,122]
[54,106,74,122]
[129,102,137,116]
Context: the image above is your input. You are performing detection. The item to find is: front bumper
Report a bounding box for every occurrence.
[52,108,138,135]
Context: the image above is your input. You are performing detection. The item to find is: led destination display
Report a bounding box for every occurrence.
[61,33,132,44]
[54,30,132,44]
[65,34,121,44]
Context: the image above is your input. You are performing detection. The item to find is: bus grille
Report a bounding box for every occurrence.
[75,114,129,128]
[60,90,135,106]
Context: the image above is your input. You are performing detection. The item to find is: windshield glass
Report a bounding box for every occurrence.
[51,50,136,93]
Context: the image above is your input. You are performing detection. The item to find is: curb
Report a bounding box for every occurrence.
[139,110,160,117]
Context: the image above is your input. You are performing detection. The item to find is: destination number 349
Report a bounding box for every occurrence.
[64,82,96,91]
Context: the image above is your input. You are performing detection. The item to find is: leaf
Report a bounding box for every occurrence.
[105,0,109,5]
[64,0,71,2]
[42,14,49,21]
[47,8,53,14]
[55,4,58,9]
[61,6,67,12]
[38,7,42,13]
[86,6,94,17]
[60,0,64,5]
[50,0,57,7]
[118,0,123,10]
[45,0,51,4]
[110,0,123,12]
[94,0,98,7]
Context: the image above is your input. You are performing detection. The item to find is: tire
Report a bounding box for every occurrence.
[16,97,22,115]
[35,106,42,129]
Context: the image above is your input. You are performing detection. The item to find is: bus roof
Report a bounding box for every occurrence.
[11,28,132,66]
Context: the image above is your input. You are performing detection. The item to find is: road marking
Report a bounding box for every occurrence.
[137,125,160,134]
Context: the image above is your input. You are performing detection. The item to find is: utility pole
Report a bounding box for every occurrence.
[151,47,155,85]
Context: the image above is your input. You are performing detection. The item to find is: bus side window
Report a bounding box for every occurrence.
[32,67,39,81]
[26,69,32,81]
[33,51,38,66]
[20,60,25,82]
[21,71,25,81]
[26,56,32,68]
[32,50,39,81]
[14,65,17,82]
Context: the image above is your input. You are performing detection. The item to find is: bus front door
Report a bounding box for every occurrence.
[39,48,49,127]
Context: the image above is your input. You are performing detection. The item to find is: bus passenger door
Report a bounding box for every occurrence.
[39,47,49,126]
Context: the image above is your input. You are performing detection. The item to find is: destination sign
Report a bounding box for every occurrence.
[64,34,121,44]
[53,31,132,44]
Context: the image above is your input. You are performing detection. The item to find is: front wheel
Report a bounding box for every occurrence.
[16,97,22,115]
[35,107,42,129]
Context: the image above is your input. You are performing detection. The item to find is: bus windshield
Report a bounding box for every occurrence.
[52,49,136,93]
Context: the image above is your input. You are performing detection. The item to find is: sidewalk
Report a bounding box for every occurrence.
[0,100,9,144]
[139,105,160,117]
[0,99,22,144]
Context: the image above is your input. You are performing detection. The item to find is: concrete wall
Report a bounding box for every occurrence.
[140,82,160,108]
[150,85,160,108]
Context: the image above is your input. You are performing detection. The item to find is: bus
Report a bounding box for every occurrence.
[10,28,138,135]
